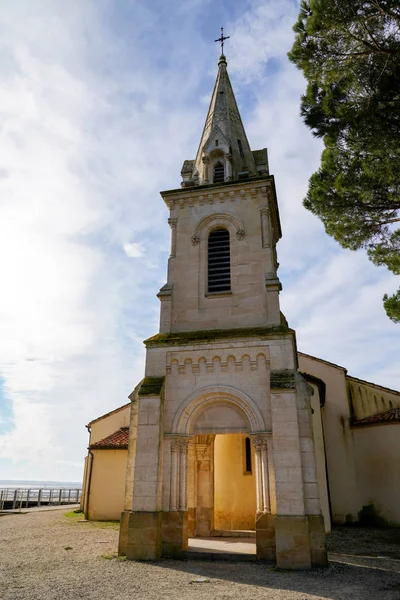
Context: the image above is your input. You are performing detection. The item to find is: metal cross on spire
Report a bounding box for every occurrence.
[215,27,230,54]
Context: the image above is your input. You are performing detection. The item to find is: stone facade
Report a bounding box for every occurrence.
[83,355,400,535]
[118,53,327,568]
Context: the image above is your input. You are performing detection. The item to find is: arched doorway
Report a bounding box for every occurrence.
[170,386,270,558]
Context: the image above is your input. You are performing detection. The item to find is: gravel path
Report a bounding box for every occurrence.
[1,510,400,600]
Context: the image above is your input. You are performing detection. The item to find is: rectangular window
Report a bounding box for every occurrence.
[245,437,252,473]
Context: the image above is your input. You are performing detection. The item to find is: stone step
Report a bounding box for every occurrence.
[183,550,256,562]
[211,529,256,538]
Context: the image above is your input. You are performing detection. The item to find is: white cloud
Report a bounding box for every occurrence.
[0,0,398,483]
[0,1,204,480]
[124,242,145,258]
[228,0,299,81]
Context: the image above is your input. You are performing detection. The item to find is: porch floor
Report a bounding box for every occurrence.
[186,536,256,560]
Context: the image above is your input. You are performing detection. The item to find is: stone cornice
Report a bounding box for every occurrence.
[160,175,282,243]
[138,376,165,396]
[270,369,297,390]
[160,175,274,207]
[144,325,295,348]
[160,175,272,199]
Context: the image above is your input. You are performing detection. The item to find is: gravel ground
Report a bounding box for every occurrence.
[1,510,400,600]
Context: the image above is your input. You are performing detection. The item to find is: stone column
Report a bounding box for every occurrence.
[253,438,263,513]
[195,435,215,537]
[261,443,270,513]
[252,433,275,561]
[168,437,190,511]
[179,439,189,511]
[169,440,180,511]
[260,206,271,250]
[202,156,210,184]
[225,154,232,180]
[251,434,270,514]
[187,439,196,537]
[162,436,189,557]
[168,217,178,258]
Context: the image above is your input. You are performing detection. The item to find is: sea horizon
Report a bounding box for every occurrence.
[0,479,82,489]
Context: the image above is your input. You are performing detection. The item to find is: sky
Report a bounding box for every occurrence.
[0,0,399,483]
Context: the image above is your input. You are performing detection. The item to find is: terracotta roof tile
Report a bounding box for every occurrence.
[90,427,129,449]
[352,407,400,427]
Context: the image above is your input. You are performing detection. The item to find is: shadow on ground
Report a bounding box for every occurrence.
[150,527,400,600]
[327,526,400,559]
[154,557,400,600]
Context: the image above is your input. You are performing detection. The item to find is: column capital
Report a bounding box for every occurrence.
[250,433,270,451]
[170,436,190,453]
[168,217,178,228]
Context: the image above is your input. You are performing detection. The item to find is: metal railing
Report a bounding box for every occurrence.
[0,488,81,512]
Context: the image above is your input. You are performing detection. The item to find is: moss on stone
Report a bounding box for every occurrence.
[138,377,165,396]
[270,369,297,389]
[144,325,294,347]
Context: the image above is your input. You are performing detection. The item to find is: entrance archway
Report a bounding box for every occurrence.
[170,386,268,558]
[172,385,265,435]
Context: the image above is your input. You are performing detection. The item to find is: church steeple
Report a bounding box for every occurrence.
[181,54,269,187]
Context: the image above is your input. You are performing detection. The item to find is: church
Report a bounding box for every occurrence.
[81,50,400,569]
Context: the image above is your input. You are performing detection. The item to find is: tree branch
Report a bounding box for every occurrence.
[368,0,400,24]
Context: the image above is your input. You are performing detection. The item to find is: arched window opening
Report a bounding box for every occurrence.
[208,228,231,293]
[213,161,225,183]
[245,437,252,473]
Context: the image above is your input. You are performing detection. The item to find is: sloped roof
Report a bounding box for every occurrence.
[346,374,400,397]
[193,54,257,181]
[87,402,130,426]
[298,351,347,373]
[352,407,400,427]
[90,427,129,449]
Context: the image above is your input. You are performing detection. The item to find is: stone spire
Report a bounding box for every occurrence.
[181,54,269,187]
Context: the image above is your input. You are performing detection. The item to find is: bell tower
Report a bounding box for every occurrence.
[159,52,282,334]
[118,50,327,569]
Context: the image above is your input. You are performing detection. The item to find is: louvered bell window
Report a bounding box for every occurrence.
[208,228,231,293]
[213,161,225,183]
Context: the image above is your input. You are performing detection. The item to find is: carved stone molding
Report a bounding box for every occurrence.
[172,385,266,434]
[195,444,211,462]
[167,353,268,377]
[191,236,200,246]
[192,212,245,244]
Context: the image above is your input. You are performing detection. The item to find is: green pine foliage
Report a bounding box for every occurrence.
[289,0,400,322]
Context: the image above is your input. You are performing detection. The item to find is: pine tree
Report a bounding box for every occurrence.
[289,0,400,321]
